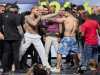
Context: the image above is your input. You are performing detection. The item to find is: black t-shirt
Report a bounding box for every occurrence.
[77,15,85,25]
[0,14,3,33]
[89,14,100,23]
[2,12,21,40]
[97,14,100,23]
[76,15,85,46]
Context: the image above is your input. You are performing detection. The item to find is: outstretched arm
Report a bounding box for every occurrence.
[41,12,59,20]
[47,17,65,23]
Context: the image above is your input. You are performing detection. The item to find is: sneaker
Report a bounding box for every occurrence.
[0,68,3,72]
[46,65,51,69]
[81,66,87,70]
[51,67,61,73]
[11,64,15,72]
[43,65,51,71]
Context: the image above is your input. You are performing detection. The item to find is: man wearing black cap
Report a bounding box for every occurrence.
[2,4,22,72]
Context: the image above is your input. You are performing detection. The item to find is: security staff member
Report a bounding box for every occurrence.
[2,4,22,72]
[0,5,5,64]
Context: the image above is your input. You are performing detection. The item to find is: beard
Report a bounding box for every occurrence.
[34,14,38,18]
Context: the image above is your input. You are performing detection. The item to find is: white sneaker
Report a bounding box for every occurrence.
[12,64,15,72]
[51,67,61,73]
[81,66,87,70]
[46,65,51,69]
[0,68,3,72]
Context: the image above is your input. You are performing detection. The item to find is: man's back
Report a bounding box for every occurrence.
[81,19,99,45]
[64,16,78,37]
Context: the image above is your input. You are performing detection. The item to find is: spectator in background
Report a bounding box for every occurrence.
[89,6,100,63]
[80,11,100,69]
[44,5,60,64]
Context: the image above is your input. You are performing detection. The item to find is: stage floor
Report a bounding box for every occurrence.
[0,59,80,75]
[51,59,79,75]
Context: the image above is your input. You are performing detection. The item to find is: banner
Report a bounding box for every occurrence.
[49,1,61,12]
[0,0,38,4]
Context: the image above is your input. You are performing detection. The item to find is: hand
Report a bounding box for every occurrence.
[43,35,46,42]
[58,37,61,43]
[0,32,4,40]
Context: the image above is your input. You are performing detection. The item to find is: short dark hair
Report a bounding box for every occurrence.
[77,5,84,11]
[88,59,97,68]
[10,4,19,9]
[27,64,48,75]
[0,5,5,7]
[5,3,12,8]
[31,6,38,10]
[83,11,91,18]
[33,64,47,75]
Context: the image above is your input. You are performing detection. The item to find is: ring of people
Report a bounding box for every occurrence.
[0,1,100,75]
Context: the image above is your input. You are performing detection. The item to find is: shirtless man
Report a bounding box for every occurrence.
[51,12,80,72]
[19,6,58,69]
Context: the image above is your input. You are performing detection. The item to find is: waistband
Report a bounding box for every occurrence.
[24,32,41,38]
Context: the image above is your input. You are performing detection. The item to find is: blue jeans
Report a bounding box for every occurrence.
[82,43,98,66]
